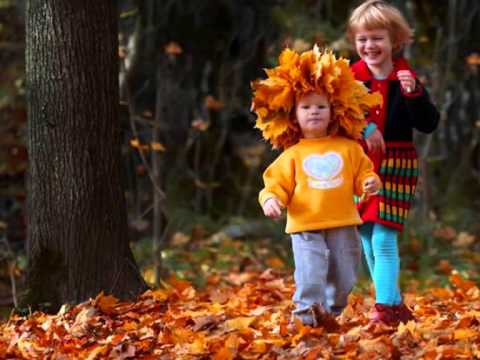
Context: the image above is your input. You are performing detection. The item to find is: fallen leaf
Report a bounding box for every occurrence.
[224,317,255,331]
[164,42,183,55]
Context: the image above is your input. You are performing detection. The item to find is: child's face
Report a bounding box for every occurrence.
[354,28,393,69]
[295,92,331,139]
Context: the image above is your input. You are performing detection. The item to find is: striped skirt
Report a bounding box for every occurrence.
[378,142,419,226]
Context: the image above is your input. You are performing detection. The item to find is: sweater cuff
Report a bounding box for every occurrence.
[362,122,377,139]
[259,191,279,207]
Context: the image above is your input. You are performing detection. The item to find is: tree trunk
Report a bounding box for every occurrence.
[24,0,147,311]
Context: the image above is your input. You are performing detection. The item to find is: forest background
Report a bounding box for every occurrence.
[0,0,479,318]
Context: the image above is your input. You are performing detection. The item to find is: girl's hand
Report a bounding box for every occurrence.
[365,128,386,154]
[363,176,380,195]
[397,70,416,93]
[262,197,284,219]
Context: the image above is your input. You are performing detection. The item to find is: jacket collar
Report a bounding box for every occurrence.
[351,58,416,81]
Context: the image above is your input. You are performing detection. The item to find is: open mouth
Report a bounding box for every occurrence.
[364,51,381,59]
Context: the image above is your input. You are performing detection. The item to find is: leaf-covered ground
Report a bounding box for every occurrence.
[1,268,480,359]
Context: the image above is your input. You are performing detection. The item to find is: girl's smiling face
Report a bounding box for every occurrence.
[355,28,393,71]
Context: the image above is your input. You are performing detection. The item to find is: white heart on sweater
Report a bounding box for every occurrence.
[303,152,343,180]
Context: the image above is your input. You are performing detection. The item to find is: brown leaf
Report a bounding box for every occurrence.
[466,53,480,65]
[192,315,224,332]
[94,293,119,315]
[164,42,183,56]
[205,95,224,111]
[191,118,210,131]
[449,272,477,292]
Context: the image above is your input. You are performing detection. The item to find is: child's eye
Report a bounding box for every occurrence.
[357,38,366,42]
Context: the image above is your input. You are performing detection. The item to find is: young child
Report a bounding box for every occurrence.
[251,46,382,328]
[347,0,440,325]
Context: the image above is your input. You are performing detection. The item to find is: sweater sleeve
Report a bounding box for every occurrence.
[258,152,295,207]
[404,82,440,134]
[352,144,380,196]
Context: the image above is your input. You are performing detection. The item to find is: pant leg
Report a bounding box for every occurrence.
[325,226,361,315]
[359,222,375,279]
[291,231,329,324]
[371,223,402,305]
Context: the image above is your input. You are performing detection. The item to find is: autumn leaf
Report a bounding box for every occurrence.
[188,335,207,354]
[436,259,453,274]
[150,142,165,151]
[70,306,97,337]
[129,138,149,151]
[224,316,255,331]
[147,288,170,302]
[453,232,475,247]
[142,110,153,118]
[164,41,183,56]
[265,256,285,269]
[192,314,225,332]
[118,46,127,59]
[205,95,224,111]
[213,347,235,360]
[449,272,477,292]
[454,328,478,340]
[94,292,119,314]
[192,118,210,131]
[466,53,480,65]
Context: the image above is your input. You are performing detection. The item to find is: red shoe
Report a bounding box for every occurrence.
[369,303,398,326]
[394,303,415,323]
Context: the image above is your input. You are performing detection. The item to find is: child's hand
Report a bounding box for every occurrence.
[365,128,385,154]
[363,176,380,195]
[397,70,416,93]
[262,197,284,219]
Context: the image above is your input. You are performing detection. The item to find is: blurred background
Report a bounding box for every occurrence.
[0,0,479,315]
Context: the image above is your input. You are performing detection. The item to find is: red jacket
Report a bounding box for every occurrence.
[351,58,439,231]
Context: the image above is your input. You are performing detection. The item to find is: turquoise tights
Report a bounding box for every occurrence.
[359,222,402,305]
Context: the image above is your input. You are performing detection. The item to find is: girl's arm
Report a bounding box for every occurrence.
[405,84,440,133]
[258,152,295,211]
[364,127,386,154]
[352,143,381,196]
[398,71,440,134]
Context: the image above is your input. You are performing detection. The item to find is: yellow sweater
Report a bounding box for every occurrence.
[259,136,379,233]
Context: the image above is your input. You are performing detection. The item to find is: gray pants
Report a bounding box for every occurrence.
[291,226,361,324]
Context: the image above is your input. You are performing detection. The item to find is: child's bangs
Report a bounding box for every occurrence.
[350,7,392,35]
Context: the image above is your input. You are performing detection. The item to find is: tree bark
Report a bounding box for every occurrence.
[24,0,147,311]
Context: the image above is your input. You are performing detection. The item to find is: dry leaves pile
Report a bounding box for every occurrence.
[1,270,480,359]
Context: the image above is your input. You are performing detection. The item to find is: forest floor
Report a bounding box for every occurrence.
[1,229,480,359]
[0,269,479,359]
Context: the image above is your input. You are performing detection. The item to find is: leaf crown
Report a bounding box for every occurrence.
[251,45,382,149]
